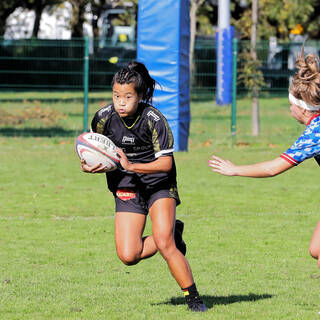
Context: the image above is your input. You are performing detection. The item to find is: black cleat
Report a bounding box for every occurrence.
[185,295,208,312]
[174,219,186,256]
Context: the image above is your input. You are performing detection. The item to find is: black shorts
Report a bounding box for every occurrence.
[114,187,180,215]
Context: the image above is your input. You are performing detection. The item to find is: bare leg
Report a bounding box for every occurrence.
[149,198,194,288]
[115,212,158,265]
[309,221,320,268]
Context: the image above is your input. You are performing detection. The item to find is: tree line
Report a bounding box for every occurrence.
[1,0,320,40]
[0,0,128,38]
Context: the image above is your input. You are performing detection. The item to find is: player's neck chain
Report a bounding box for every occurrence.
[121,115,141,129]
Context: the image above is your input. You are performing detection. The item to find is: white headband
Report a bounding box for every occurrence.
[289,93,320,111]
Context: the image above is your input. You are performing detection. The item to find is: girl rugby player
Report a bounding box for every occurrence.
[81,61,207,312]
[208,48,320,268]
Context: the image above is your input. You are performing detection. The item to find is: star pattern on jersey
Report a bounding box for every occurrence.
[281,115,320,165]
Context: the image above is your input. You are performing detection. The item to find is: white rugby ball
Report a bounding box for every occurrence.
[75,132,120,172]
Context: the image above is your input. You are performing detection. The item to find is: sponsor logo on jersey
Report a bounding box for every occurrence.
[116,189,136,201]
[147,110,160,121]
[122,136,135,145]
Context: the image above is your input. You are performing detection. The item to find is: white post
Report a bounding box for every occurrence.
[218,0,230,29]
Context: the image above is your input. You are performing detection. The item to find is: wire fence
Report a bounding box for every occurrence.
[1,37,320,101]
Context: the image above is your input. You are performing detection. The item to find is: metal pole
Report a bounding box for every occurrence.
[231,37,238,143]
[218,0,230,29]
[83,36,89,132]
[251,0,260,136]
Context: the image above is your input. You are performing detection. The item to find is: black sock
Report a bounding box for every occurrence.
[182,283,207,312]
[182,283,199,299]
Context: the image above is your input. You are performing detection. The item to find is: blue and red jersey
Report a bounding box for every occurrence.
[281,114,320,165]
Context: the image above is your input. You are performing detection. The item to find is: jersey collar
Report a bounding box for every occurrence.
[306,113,320,126]
[118,103,144,130]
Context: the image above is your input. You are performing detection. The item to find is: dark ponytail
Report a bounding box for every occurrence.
[111,61,156,104]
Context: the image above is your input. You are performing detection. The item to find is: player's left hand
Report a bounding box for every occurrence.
[208,154,237,176]
[116,148,133,172]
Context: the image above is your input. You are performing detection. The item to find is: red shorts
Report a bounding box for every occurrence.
[114,187,180,215]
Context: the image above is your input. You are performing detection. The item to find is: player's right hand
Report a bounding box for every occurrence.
[80,159,108,173]
[208,155,237,176]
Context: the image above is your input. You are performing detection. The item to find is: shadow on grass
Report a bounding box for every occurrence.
[152,293,273,310]
[0,127,81,137]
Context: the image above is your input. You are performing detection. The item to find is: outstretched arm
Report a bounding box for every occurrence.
[208,155,294,178]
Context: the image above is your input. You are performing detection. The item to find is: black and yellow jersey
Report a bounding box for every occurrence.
[91,102,178,194]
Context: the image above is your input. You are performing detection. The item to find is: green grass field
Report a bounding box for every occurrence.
[1,93,320,319]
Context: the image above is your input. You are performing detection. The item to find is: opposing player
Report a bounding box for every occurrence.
[80,61,207,312]
[208,48,320,268]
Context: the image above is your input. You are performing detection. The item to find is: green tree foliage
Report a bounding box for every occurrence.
[231,0,319,99]
[69,0,90,38]
[194,0,320,40]
[238,47,265,95]
[196,1,216,36]
[232,0,319,40]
